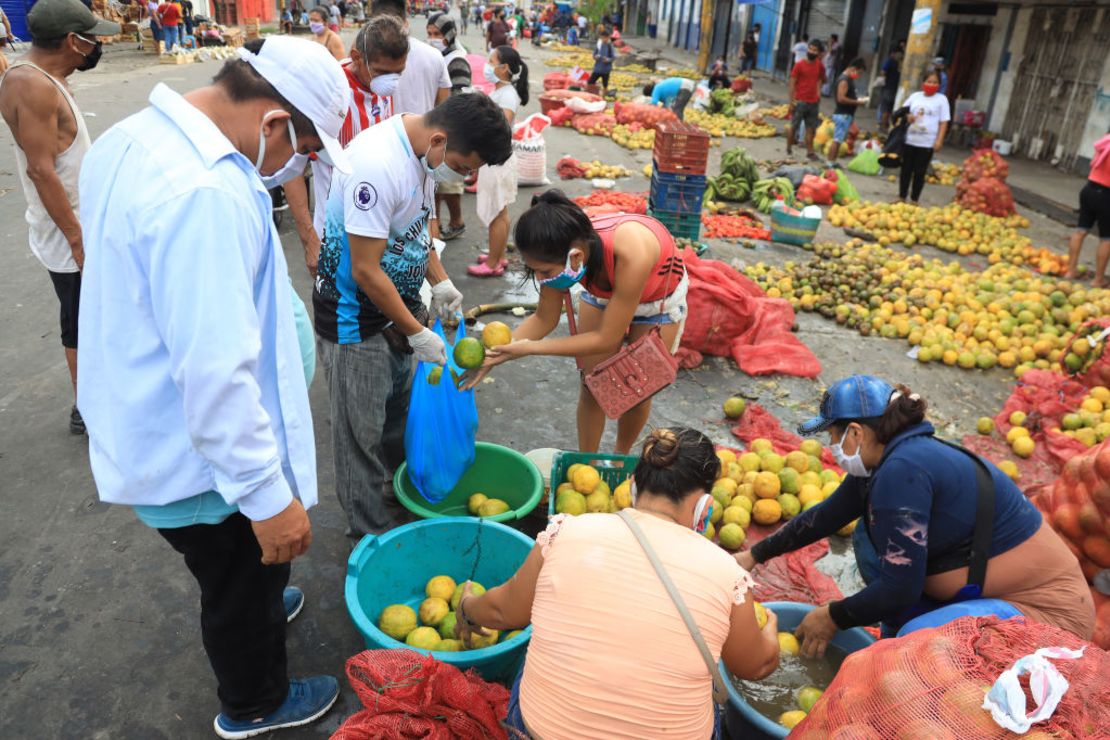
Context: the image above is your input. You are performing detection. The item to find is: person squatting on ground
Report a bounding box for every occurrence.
[0,0,119,435]
[77,36,353,738]
[468,44,528,277]
[463,190,688,454]
[313,93,511,541]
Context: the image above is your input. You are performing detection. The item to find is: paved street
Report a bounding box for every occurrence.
[0,15,1089,739]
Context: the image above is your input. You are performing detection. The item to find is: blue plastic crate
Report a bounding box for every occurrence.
[650,168,707,214]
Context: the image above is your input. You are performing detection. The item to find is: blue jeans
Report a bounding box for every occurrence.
[505,666,723,738]
[162,25,179,49]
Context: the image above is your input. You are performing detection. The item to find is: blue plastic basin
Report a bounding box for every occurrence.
[345,516,535,683]
[720,601,876,739]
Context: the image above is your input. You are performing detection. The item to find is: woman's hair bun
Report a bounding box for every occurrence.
[643,428,681,467]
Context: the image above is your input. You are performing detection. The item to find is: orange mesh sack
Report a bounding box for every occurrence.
[1060,318,1110,389]
[332,649,510,740]
[790,616,1110,740]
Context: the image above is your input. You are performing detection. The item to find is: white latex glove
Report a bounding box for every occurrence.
[408,328,447,366]
[858,96,871,106]
[430,279,464,321]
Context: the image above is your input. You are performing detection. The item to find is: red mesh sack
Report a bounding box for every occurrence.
[678,249,822,378]
[796,174,837,206]
[1060,318,1110,389]
[542,71,570,91]
[1093,589,1110,650]
[957,176,1016,217]
[962,149,1010,182]
[539,88,603,102]
[747,539,844,605]
[548,106,576,127]
[961,369,1088,492]
[572,190,647,215]
[571,113,617,135]
[728,402,840,471]
[613,101,677,127]
[332,649,510,740]
[791,616,1110,740]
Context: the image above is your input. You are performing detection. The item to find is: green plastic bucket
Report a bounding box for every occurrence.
[345,517,534,683]
[547,451,638,517]
[394,441,543,523]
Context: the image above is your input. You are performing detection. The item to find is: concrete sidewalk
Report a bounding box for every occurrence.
[620,33,1085,226]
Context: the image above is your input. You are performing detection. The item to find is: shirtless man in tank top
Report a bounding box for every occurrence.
[0,0,119,434]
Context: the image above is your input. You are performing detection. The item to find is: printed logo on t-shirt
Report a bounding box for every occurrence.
[353,182,377,211]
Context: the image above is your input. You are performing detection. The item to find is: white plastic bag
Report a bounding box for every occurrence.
[512,113,551,187]
[565,97,607,114]
[982,646,1085,734]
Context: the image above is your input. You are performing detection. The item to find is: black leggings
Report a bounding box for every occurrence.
[899,144,933,202]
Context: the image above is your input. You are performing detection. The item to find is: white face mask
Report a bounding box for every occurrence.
[421,136,466,184]
[370,72,401,97]
[255,109,298,178]
[260,152,306,190]
[429,38,447,52]
[483,62,501,85]
[831,428,871,478]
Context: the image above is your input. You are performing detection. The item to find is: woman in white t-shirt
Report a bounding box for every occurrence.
[898,70,950,205]
[469,45,529,277]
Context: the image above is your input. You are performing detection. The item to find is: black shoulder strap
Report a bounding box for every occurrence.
[933,438,995,591]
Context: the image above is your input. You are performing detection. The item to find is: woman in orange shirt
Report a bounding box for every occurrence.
[454,427,780,739]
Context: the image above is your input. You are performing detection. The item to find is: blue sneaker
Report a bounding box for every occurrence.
[213,676,339,739]
[283,586,304,623]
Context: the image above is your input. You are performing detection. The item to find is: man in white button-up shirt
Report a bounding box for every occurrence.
[77,37,352,738]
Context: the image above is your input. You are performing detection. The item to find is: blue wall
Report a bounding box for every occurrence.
[1,0,34,41]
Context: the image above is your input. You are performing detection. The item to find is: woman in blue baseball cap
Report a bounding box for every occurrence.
[737,374,1094,654]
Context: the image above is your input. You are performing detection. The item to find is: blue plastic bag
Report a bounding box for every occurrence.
[404,316,479,504]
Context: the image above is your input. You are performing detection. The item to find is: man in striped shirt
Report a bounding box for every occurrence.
[285,15,409,276]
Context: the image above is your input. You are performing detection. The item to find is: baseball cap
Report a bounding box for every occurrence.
[798,375,895,436]
[238,37,352,173]
[28,0,121,40]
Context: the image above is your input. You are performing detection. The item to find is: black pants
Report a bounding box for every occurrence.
[672,87,693,120]
[159,513,290,719]
[899,144,933,202]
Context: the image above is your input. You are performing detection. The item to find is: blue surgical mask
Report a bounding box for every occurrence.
[255,109,298,178]
[484,62,501,85]
[539,250,586,290]
[421,136,466,184]
[831,429,871,477]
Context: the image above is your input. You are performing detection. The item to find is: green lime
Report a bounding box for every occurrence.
[453,337,486,370]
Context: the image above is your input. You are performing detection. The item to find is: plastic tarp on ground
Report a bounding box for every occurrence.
[332,649,510,739]
[676,248,821,378]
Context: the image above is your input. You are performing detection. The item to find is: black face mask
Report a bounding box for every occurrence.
[77,40,103,71]
[806,52,817,61]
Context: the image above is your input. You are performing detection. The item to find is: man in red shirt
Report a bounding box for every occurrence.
[157,0,181,50]
[787,39,826,160]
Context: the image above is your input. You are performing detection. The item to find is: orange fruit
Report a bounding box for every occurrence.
[753,471,781,499]
[752,498,782,525]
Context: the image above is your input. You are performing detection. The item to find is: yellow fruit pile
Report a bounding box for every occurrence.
[579,160,632,178]
[608,72,641,92]
[377,577,522,652]
[1056,386,1110,447]
[745,240,1110,377]
[610,123,655,150]
[927,162,960,185]
[546,51,595,68]
[709,441,854,544]
[828,201,1034,266]
[553,464,633,515]
[686,109,777,139]
[759,104,791,119]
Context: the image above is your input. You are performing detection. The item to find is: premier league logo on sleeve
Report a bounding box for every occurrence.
[353,182,377,211]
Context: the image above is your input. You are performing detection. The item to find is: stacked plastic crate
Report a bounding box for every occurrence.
[649,120,710,241]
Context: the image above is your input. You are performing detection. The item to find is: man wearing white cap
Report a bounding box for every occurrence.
[77,37,349,738]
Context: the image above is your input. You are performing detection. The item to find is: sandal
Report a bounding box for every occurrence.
[467,261,506,277]
[477,254,509,268]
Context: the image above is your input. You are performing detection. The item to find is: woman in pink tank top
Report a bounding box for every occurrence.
[452,428,781,739]
[461,189,689,453]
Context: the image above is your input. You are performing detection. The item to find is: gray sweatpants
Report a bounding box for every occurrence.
[317,333,415,540]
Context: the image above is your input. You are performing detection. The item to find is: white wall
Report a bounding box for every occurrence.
[987,5,1032,133]
[1078,53,1110,163]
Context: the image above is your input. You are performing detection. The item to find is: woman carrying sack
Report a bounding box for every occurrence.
[462,190,688,454]
[468,45,528,277]
[452,428,781,739]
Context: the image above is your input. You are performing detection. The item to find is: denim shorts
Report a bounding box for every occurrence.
[832,113,854,143]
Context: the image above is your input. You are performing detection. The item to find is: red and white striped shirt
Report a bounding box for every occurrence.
[311,61,393,235]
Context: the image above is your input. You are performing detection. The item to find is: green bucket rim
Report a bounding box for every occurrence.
[393,441,544,523]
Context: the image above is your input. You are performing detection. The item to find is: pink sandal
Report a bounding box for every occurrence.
[467,261,506,277]
[477,254,509,268]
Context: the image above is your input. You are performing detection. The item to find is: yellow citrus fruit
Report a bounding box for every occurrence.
[405,626,442,649]
[437,612,458,640]
[797,686,824,713]
[613,480,633,510]
[418,597,450,627]
[450,581,484,611]
[761,453,785,473]
[427,366,443,385]
[379,604,418,640]
[723,396,747,419]
[434,638,463,652]
[716,449,737,469]
[837,518,858,536]
[738,452,762,473]
[426,575,457,601]
[1011,435,1035,458]
[467,493,487,515]
[784,450,810,473]
[565,463,584,481]
[997,460,1020,481]
[480,321,513,349]
[1006,426,1030,444]
[752,498,782,525]
[822,481,839,497]
[778,467,800,494]
[731,493,754,512]
[1009,410,1027,427]
[750,438,774,453]
[777,632,801,655]
[976,417,994,435]
[718,522,746,549]
[554,489,586,515]
[1081,397,1104,414]
[743,470,759,485]
[713,478,738,496]
[478,498,510,517]
[753,601,768,629]
[1091,386,1110,403]
[722,505,751,528]
[753,471,781,499]
[777,493,801,519]
[799,439,823,457]
[798,484,823,507]
[585,490,610,512]
[453,336,486,369]
[571,465,601,494]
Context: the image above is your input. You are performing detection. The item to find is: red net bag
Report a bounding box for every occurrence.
[796,174,838,206]
[1060,318,1110,389]
[613,101,677,127]
[728,402,840,470]
[791,616,1110,740]
[962,149,1010,182]
[542,71,570,91]
[678,248,822,378]
[572,190,647,215]
[957,176,1016,217]
[1093,589,1110,650]
[332,649,510,740]
[571,112,617,135]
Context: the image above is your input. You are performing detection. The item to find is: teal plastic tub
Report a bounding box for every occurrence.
[720,601,876,739]
[394,441,543,523]
[345,516,534,683]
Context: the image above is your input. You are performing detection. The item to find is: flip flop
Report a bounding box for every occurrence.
[467,262,506,277]
[477,254,509,268]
